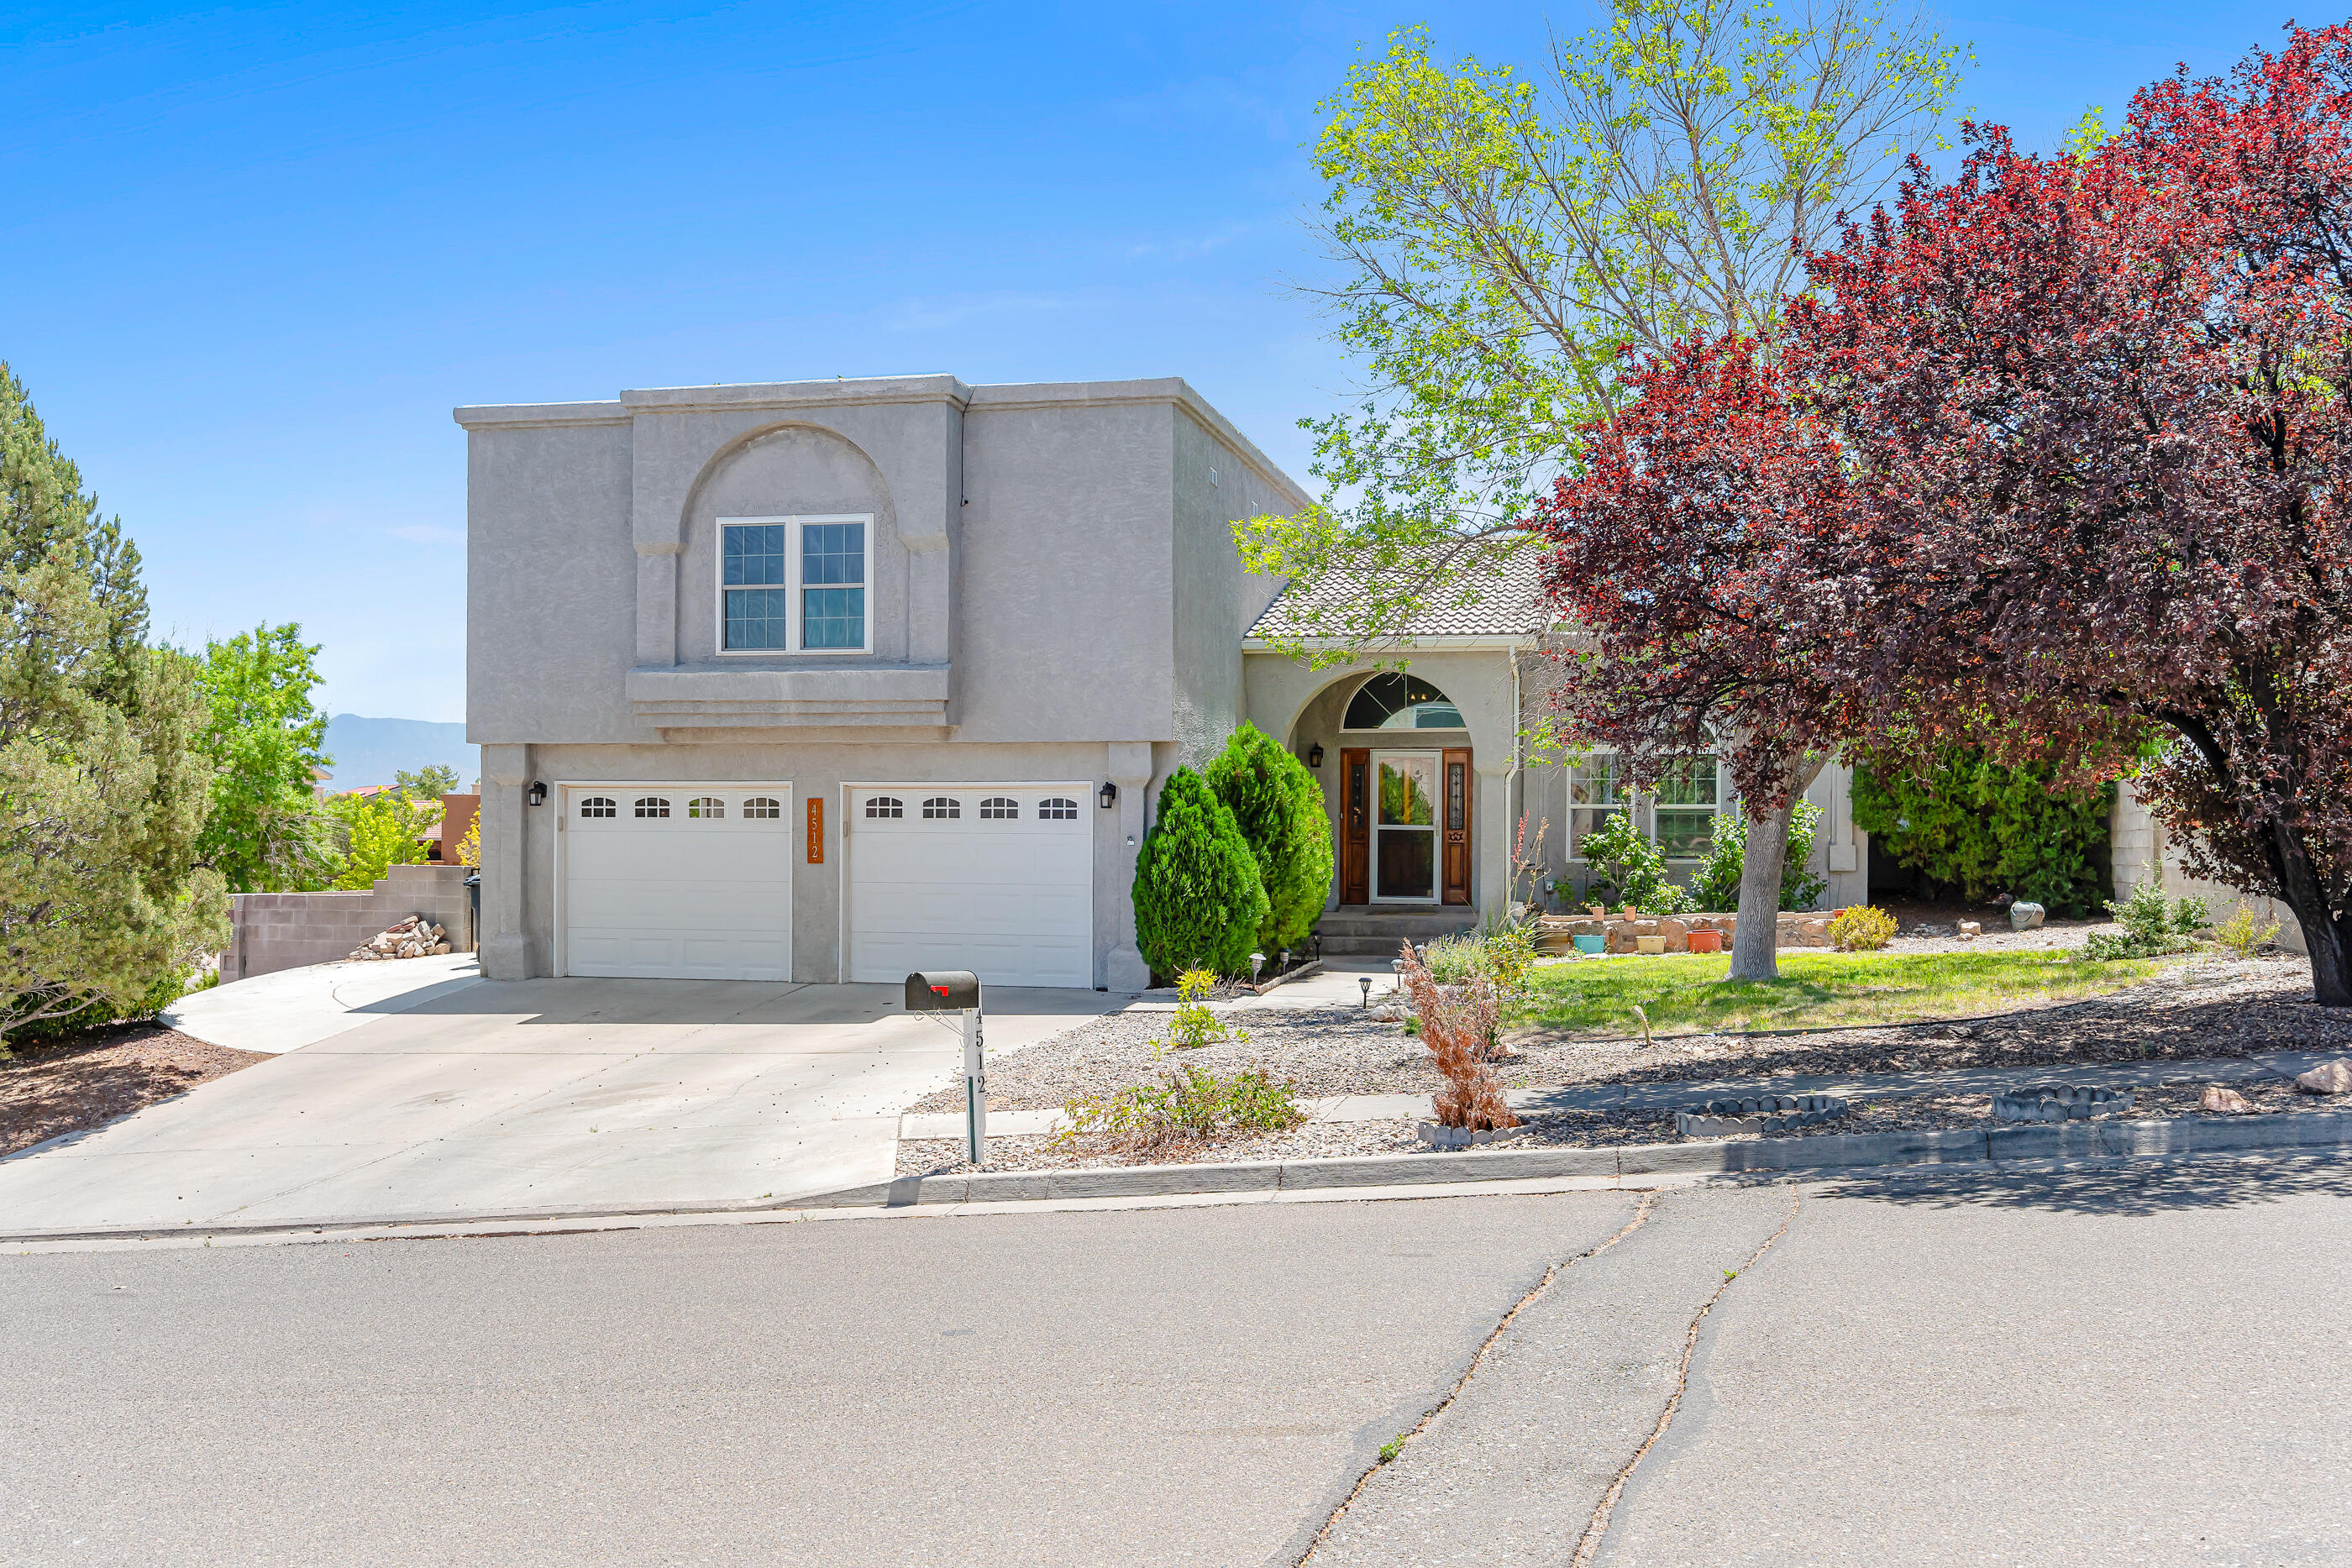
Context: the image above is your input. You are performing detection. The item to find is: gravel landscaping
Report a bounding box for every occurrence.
[895,950,2351,1176]
[897,1071,2325,1177]
[911,954,2344,1117]
[0,1024,268,1156]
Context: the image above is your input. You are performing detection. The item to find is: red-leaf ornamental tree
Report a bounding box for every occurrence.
[1540,24,2352,1002]
[1782,25,2352,1004]
[1532,338,1869,980]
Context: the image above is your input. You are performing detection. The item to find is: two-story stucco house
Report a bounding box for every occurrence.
[459,373,1871,992]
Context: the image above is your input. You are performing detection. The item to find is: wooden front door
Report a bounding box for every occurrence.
[1340,747,1370,905]
[1441,747,1473,905]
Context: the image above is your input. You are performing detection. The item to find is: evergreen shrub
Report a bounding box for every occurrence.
[1132,768,1269,981]
[1850,751,2113,916]
[1205,724,1334,952]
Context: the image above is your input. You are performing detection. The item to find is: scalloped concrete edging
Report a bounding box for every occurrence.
[800,1109,2352,1208]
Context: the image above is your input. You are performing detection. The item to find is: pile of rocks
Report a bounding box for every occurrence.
[348,915,451,962]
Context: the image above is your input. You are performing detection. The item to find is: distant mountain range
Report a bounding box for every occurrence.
[320,715,478,793]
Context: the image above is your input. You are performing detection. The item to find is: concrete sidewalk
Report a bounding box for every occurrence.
[165,953,483,1054]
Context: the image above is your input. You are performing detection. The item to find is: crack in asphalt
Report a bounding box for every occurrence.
[1294,1192,1662,1565]
[1567,1189,1803,1568]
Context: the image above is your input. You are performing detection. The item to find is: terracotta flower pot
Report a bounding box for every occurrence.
[1687,930,1724,953]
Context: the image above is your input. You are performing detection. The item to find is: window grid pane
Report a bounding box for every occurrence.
[722,524,786,587]
[801,586,864,649]
[801,522,864,585]
[726,587,791,650]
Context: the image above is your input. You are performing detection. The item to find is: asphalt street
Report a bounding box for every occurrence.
[5,1156,2349,1567]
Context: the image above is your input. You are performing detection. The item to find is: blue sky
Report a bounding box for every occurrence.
[1,0,2313,721]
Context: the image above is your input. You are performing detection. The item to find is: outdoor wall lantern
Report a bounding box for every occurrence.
[1306,743,1325,768]
[1099,781,1118,810]
[528,781,548,805]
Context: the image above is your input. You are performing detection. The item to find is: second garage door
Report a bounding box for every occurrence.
[847,784,1092,988]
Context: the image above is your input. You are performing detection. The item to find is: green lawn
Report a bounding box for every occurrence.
[1513,949,2183,1038]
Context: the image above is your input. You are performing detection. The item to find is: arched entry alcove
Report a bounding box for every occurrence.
[1297,671,1474,907]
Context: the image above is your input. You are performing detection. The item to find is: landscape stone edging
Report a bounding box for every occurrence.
[795,1109,2352,1208]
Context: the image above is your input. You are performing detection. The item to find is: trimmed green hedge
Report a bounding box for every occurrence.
[1850,751,2113,917]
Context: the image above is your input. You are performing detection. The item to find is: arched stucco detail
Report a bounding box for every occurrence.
[672,423,901,664]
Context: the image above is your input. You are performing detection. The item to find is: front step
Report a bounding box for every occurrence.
[1316,908,1478,957]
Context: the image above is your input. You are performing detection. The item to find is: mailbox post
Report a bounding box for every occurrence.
[905,971,984,1165]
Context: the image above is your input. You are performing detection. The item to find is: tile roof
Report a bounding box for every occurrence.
[1246,550,1550,642]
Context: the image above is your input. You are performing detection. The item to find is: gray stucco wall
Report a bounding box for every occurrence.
[458,375,1311,984]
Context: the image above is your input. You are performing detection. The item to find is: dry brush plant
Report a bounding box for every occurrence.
[1398,940,1519,1132]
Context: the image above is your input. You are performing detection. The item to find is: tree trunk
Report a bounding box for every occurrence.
[1727,800,1793,981]
[2268,824,2352,1006]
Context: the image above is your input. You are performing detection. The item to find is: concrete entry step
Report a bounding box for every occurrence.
[1316,908,1479,956]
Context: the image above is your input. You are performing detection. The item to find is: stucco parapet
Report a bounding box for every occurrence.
[451,401,632,429]
[969,378,1308,509]
[617,375,974,415]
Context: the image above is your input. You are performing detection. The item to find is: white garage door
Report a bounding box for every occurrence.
[848,784,1093,989]
[563,786,793,981]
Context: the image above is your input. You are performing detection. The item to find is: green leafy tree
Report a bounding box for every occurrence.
[1205,724,1336,952]
[192,624,333,892]
[395,763,459,800]
[1851,752,2113,916]
[323,790,434,892]
[0,370,225,1043]
[1238,2,1964,656]
[1132,768,1270,982]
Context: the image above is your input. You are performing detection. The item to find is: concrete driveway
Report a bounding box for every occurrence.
[0,975,1116,1236]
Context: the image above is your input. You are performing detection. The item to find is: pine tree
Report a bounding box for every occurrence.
[0,364,224,1045]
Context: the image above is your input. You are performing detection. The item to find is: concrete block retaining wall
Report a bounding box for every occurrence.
[222,863,475,983]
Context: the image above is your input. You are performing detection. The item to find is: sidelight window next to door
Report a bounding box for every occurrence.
[1373,752,1438,900]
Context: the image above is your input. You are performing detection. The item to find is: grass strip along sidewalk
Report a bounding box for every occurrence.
[1513,950,2185,1039]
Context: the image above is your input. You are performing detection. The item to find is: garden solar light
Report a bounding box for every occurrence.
[1358,977,1372,1008]
[1250,952,1264,981]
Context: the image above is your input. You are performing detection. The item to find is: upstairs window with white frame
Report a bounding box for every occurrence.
[721,515,871,654]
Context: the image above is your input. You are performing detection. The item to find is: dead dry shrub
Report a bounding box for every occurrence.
[1399,941,1520,1132]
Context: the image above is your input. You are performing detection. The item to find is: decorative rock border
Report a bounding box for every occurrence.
[1416,1120,1509,1149]
[1675,1094,1850,1138]
[1993,1084,2134,1122]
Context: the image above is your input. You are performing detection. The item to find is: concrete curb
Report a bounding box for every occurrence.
[6,1110,2346,1245]
[798,1109,2352,1209]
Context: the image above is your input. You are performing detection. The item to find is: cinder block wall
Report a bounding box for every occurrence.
[222,863,476,982]
[2111,779,2306,952]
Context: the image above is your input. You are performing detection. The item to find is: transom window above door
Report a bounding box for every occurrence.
[1345,672,1465,731]
[720,514,872,654]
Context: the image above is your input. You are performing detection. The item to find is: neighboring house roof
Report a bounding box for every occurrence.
[1245,552,1551,643]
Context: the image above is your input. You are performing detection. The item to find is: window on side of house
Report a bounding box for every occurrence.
[1567,753,1730,862]
[719,515,872,654]
[1652,756,1725,858]
[1567,755,1632,856]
